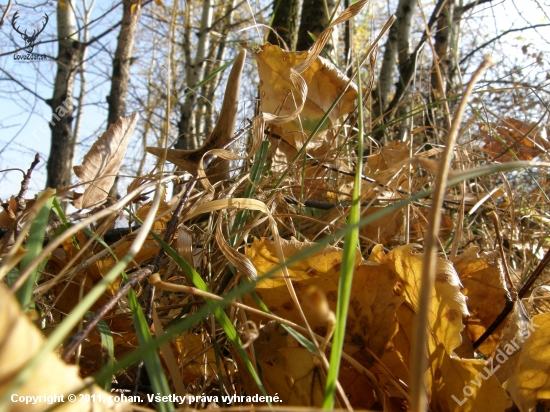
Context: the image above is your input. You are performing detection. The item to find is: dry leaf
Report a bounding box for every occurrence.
[254,43,357,155]
[73,113,139,209]
[244,238,403,358]
[504,313,550,411]
[492,302,532,383]
[147,50,247,184]
[259,347,325,406]
[429,343,513,412]
[481,117,550,162]
[0,282,129,411]
[452,247,511,356]
[370,244,468,355]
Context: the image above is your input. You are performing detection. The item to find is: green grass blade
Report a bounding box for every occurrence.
[148,231,271,400]
[93,315,115,391]
[230,140,269,246]
[16,193,54,310]
[323,59,364,409]
[126,287,174,412]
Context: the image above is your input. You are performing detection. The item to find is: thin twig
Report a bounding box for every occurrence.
[16,153,40,214]
[0,0,12,30]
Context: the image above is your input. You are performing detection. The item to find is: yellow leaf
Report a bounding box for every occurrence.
[491,302,532,383]
[453,246,510,355]
[504,313,550,412]
[253,44,357,155]
[371,244,468,355]
[260,347,325,406]
[429,343,513,411]
[244,237,403,358]
[58,0,68,10]
[0,283,129,411]
[154,0,164,5]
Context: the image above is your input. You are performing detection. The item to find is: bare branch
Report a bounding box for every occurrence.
[0,0,12,30]
[0,67,47,102]
[460,22,550,65]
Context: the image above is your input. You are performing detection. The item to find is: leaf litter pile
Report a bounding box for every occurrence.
[2,2,550,411]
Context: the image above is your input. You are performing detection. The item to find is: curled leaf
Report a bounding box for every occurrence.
[73,113,139,209]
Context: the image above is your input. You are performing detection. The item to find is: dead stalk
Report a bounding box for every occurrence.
[409,55,495,412]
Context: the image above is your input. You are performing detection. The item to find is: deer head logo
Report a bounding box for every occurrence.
[11,11,49,54]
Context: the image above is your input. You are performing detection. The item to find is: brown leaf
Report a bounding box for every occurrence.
[146,50,247,184]
[481,117,549,162]
[73,113,139,209]
[452,247,510,355]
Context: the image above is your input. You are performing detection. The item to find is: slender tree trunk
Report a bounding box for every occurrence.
[46,0,82,189]
[373,0,417,120]
[107,0,141,127]
[106,0,141,199]
[73,2,94,151]
[201,0,236,135]
[296,0,336,52]
[267,0,300,51]
[176,0,212,151]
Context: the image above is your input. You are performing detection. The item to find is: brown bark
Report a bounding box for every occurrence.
[176,0,212,151]
[200,0,237,135]
[46,1,82,189]
[296,0,336,52]
[106,0,141,199]
[373,0,417,120]
[267,0,300,51]
[107,0,141,127]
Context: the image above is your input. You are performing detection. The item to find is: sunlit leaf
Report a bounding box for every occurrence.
[73,113,139,209]
[452,246,511,355]
[504,313,550,411]
[0,283,130,411]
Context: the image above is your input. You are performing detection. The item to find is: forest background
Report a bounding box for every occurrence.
[1,0,550,411]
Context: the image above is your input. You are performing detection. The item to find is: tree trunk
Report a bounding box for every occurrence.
[296,0,336,52]
[46,0,82,189]
[373,0,417,120]
[107,0,141,127]
[201,0,236,135]
[176,0,212,151]
[106,0,141,199]
[267,0,300,51]
[432,1,462,100]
